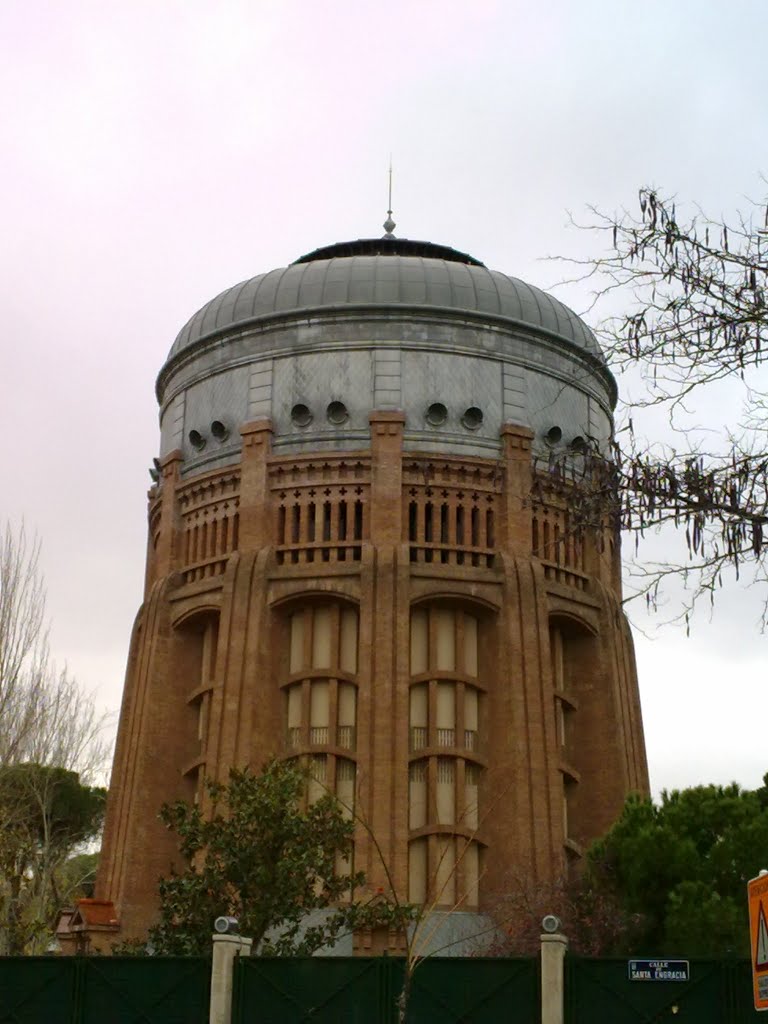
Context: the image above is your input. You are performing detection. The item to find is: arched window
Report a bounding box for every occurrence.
[550,615,596,860]
[281,601,360,856]
[283,602,358,751]
[408,835,482,908]
[174,610,220,802]
[407,603,486,908]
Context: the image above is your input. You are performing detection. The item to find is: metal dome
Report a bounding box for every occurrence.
[168,238,603,362]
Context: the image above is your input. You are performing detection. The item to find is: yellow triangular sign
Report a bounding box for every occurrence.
[757,902,768,970]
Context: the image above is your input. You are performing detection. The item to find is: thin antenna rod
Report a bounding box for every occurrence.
[383,157,396,238]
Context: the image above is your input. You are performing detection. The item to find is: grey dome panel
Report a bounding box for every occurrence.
[169,255,602,361]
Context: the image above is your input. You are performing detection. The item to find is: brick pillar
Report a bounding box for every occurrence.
[365,411,407,895]
[500,423,534,557]
[369,411,406,542]
[154,449,183,578]
[238,419,273,552]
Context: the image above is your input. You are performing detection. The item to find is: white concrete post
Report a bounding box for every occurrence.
[209,934,253,1024]
[540,932,568,1024]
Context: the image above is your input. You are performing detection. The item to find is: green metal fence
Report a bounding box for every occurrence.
[233,956,538,1024]
[234,957,397,1024]
[0,953,762,1024]
[0,957,77,1024]
[0,956,210,1024]
[566,957,762,1024]
[406,957,538,1024]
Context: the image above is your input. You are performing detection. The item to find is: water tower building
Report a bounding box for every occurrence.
[95,227,648,949]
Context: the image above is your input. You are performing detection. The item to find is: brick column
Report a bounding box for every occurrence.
[369,411,406,543]
[500,423,534,557]
[238,419,273,552]
[365,411,407,895]
[154,449,183,578]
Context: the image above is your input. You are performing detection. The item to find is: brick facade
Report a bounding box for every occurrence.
[96,417,648,945]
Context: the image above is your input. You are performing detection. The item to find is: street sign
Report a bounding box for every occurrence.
[628,960,689,982]
[748,871,768,1011]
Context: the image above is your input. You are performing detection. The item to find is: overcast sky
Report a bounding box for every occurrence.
[2,0,766,798]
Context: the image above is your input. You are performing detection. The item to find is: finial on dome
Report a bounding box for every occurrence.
[383,158,396,238]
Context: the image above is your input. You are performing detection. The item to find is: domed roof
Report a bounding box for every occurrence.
[169,238,602,362]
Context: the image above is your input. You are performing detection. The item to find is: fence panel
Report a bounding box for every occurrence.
[79,956,210,1024]
[725,960,767,1023]
[235,956,538,1024]
[566,957,763,1024]
[0,957,78,1024]
[408,958,538,1024]
[235,957,401,1024]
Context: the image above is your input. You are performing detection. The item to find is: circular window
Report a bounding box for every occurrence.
[570,435,588,454]
[326,401,349,425]
[188,429,206,451]
[461,406,483,430]
[426,402,448,426]
[545,425,562,445]
[211,419,230,442]
[291,403,313,428]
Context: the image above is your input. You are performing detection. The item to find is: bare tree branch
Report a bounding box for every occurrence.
[549,186,768,620]
[0,520,111,952]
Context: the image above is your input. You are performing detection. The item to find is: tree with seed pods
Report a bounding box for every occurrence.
[549,186,768,624]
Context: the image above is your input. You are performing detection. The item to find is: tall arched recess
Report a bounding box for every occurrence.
[280,598,360,877]
[173,608,221,804]
[407,600,492,911]
[549,609,643,868]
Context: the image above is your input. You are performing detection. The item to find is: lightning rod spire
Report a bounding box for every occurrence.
[383,158,396,238]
